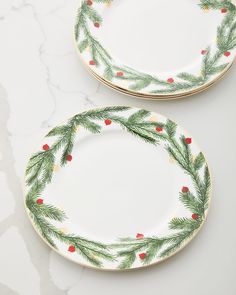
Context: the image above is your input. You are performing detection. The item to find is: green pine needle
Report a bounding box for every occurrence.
[142,240,164,265]
[78,118,102,134]
[76,246,102,267]
[118,252,136,269]
[103,67,113,80]
[165,120,177,138]
[179,192,203,215]
[169,217,200,231]
[160,230,196,258]
[79,39,89,53]
[194,152,205,170]
[26,151,55,187]
[177,72,203,83]
[128,110,151,123]
[28,201,67,222]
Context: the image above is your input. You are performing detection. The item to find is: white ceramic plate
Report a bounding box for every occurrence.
[25,107,211,270]
[74,0,236,98]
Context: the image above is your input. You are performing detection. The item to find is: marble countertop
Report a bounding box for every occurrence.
[0,1,236,294]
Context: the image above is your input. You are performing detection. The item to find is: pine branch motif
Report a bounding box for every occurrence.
[75,0,236,95]
[25,107,211,269]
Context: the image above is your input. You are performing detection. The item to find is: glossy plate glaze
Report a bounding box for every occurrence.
[74,0,236,99]
[25,107,211,270]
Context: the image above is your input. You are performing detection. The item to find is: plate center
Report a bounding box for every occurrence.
[47,130,183,241]
[98,0,222,73]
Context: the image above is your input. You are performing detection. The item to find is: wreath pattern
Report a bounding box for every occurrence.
[25,107,211,269]
[74,0,236,95]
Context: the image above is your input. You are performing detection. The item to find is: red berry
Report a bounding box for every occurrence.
[192,214,199,220]
[139,253,146,260]
[221,8,227,13]
[36,198,44,205]
[43,144,49,151]
[182,186,189,193]
[136,233,144,239]
[186,138,192,145]
[66,155,72,162]
[94,22,100,28]
[156,127,163,133]
[224,51,231,57]
[167,78,174,84]
[87,0,93,5]
[68,245,76,253]
[89,60,96,66]
[201,50,207,55]
[116,72,124,77]
[105,119,112,126]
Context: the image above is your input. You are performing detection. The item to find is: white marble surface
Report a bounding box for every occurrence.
[0,1,236,294]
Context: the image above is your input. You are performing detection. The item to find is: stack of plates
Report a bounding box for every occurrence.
[74,0,236,99]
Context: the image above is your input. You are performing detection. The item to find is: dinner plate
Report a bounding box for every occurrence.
[74,0,236,99]
[24,107,211,270]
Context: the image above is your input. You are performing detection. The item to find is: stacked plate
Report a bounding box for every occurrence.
[74,0,236,99]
